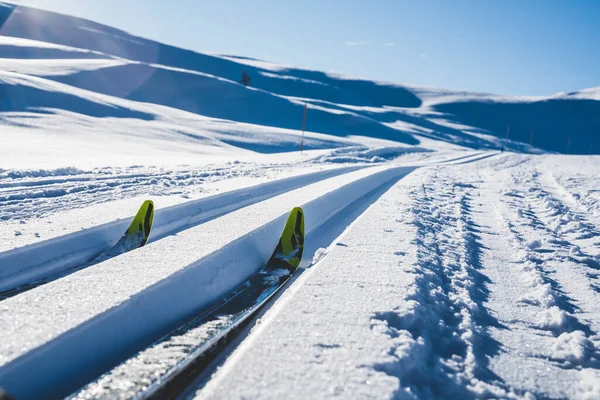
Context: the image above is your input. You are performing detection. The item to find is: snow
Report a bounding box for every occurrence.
[1,0,599,159]
[0,58,128,76]
[1,2,599,399]
[216,55,290,72]
[196,171,422,399]
[553,87,600,101]
[0,35,109,59]
[312,145,432,164]
[192,154,600,400]
[311,247,329,264]
[0,166,418,399]
[0,165,365,292]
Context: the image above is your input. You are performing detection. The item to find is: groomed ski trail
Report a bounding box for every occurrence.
[0,165,364,295]
[69,166,410,400]
[195,162,506,400]
[0,152,496,297]
[194,154,600,400]
[0,165,414,399]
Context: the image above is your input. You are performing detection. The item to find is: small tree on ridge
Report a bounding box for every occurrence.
[241,71,251,87]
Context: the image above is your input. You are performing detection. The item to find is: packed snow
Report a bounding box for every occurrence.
[0,2,599,400]
[197,154,600,400]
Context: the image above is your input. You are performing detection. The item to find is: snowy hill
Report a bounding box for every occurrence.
[1,0,599,166]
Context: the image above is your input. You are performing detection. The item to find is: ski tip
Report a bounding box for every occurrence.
[126,199,155,245]
[140,199,154,210]
[275,207,305,270]
[142,199,155,219]
[291,206,303,218]
[289,207,304,238]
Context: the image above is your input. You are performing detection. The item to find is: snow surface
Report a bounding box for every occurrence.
[0,166,415,398]
[0,165,367,293]
[195,154,600,400]
[1,2,599,399]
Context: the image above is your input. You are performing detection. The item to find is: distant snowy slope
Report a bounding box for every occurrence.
[0,69,153,119]
[555,86,600,101]
[0,1,599,155]
[0,35,109,59]
[429,96,600,154]
[0,57,127,76]
[0,68,362,168]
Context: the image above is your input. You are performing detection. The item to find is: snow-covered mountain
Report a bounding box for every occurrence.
[1,0,598,169]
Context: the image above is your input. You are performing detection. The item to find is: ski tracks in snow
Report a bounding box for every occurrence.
[477,160,600,399]
[3,153,600,399]
[370,157,600,399]
[0,163,296,222]
[371,167,509,399]
[195,155,600,400]
[544,165,600,227]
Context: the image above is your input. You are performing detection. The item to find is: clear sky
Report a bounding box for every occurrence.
[8,0,600,96]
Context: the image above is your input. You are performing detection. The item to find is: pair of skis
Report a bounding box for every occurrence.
[110,200,304,274]
[70,205,305,399]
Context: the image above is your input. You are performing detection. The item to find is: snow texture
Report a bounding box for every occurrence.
[0,166,415,398]
[196,154,600,400]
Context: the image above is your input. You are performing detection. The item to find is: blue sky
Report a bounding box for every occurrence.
[10,0,600,96]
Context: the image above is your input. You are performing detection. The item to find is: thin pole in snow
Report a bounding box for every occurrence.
[301,103,307,154]
[529,130,534,146]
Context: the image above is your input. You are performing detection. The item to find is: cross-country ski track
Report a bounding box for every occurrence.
[2,151,600,400]
[194,154,600,400]
[0,164,366,296]
[0,154,474,397]
[0,151,497,298]
[0,162,415,398]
